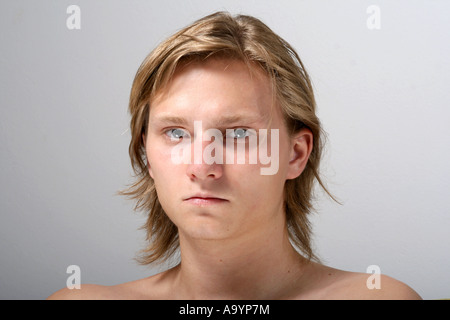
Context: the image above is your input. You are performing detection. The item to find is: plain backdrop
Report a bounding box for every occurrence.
[1,0,449,300]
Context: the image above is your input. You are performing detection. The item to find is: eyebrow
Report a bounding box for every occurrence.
[151,113,264,127]
[151,115,188,126]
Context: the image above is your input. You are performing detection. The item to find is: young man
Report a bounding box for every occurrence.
[48,12,421,300]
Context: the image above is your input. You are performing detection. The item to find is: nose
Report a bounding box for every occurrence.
[186,162,223,180]
[186,139,224,181]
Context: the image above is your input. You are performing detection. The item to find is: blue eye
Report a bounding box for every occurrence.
[227,128,251,139]
[165,128,190,140]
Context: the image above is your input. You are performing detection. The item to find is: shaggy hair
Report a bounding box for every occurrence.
[120,11,337,265]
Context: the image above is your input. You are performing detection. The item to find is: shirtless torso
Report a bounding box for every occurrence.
[47,261,421,300]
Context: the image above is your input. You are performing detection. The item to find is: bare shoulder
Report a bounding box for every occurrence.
[46,272,169,300]
[46,284,116,300]
[340,272,422,300]
[304,263,422,300]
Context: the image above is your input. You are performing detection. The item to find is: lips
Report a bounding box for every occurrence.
[183,194,228,206]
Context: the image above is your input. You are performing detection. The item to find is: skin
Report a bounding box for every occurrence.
[48,58,422,300]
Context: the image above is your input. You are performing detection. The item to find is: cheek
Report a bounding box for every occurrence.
[147,148,183,211]
[230,164,283,209]
[146,143,177,181]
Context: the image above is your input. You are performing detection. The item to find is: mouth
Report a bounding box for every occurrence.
[183,194,229,206]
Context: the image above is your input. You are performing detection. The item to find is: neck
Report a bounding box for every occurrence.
[169,219,310,299]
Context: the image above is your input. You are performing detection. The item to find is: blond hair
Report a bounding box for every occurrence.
[120,11,337,265]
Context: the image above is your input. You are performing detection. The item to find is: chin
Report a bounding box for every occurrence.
[178,217,234,241]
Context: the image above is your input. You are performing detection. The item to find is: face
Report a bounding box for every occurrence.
[145,58,310,242]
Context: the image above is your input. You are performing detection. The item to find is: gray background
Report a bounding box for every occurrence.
[1,0,449,300]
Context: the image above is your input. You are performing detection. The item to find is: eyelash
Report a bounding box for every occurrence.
[165,128,190,140]
[164,128,253,141]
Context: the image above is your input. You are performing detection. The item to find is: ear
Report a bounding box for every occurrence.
[286,128,313,180]
[142,133,153,178]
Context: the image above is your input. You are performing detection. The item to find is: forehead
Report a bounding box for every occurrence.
[149,58,280,127]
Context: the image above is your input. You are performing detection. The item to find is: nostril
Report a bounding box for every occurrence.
[186,162,223,181]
